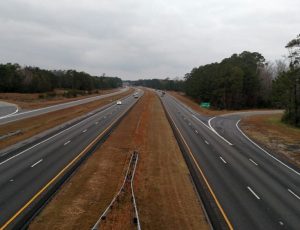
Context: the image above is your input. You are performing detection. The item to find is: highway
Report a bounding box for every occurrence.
[0,102,18,118]
[160,93,300,230]
[0,87,128,125]
[0,91,141,229]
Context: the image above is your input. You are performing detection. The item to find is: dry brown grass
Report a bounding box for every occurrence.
[100,168,135,230]
[0,89,133,150]
[241,114,300,167]
[0,88,119,109]
[29,90,208,230]
[134,91,209,230]
[29,92,144,230]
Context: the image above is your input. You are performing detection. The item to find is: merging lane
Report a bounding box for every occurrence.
[0,87,128,125]
[161,93,300,230]
[0,102,18,119]
[0,91,141,229]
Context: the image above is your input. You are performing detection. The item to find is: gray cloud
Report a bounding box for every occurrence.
[0,0,299,79]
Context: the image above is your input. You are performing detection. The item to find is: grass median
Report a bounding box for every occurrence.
[29,89,209,230]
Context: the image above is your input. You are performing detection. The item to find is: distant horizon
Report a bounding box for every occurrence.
[1,0,299,80]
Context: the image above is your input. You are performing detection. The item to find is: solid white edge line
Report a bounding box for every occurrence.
[0,106,19,119]
[288,189,300,200]
[0,103,116,166]
[0,88,128,121]
[236,119,300,176]
[192,115,234,146]
[30,159,43,168]
[167,94,234,146]
[249,158,258,166]
[208,117,215,129]
[208,116,234,146]
[219,156,227,164]
[247,186,260,200]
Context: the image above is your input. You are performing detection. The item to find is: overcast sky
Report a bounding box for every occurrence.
[0,0,299,80]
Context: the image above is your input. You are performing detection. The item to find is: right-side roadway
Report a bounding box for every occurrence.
[161,93,300,230]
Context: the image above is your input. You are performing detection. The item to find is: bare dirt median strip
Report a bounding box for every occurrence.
[0,89,133,150]
[240,114,300,168]
[29,89,209,230]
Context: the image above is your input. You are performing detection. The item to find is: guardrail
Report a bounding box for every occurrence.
[131,152,141,230]
[91,151,141,230]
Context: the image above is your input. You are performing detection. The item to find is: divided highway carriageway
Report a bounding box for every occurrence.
[0,91,142,229]
[160,93,300,230]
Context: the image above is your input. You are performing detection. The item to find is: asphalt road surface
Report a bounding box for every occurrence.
[0,87,128,125]
[0,102,18,118]
[161,93,300,230]
[0,91,141,229]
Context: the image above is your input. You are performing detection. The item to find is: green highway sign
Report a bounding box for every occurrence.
[200,102,210,108]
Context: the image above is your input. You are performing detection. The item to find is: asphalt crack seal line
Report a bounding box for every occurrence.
[0,96,140,230]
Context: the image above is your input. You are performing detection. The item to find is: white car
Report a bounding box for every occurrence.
[116,100,122,105]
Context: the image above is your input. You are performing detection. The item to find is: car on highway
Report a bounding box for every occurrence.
[116,100,122,105]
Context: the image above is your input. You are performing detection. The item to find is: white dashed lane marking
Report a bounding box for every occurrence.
[64,140,71,146]
[31,159,43,168]
[219,156,227,164]
[247,186,260,200]
[249,158,258,166]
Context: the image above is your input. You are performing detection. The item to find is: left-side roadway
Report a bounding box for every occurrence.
[0,87,128,125]
[0,92,140,229]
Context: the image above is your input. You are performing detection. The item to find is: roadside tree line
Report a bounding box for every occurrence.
[133,34,300,127]
[130,78,184,91]
[273,34,300,127]
[0,63,122,94]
